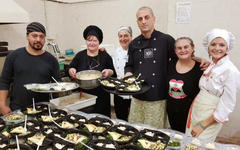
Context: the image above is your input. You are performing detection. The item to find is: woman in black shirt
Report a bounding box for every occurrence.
[68,25,116,117]
[167,37,203,133]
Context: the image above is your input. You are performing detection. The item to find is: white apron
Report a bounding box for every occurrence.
[186,89,222,142]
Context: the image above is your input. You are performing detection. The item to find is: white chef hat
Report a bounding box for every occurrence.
[118,26,132,36]
[203,28,235,51]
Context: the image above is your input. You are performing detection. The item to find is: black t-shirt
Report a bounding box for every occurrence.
[0,47,60,110]
[125,30,176,101]
[69,49,116,76]
[167,59,203,112]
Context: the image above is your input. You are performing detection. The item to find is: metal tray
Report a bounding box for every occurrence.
[24,82,79,93]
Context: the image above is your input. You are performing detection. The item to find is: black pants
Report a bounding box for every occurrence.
[114,95,131,121]
[82,87,111,117]
[167,109,189,133]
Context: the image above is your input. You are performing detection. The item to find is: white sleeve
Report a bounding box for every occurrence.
[213,70,240,123]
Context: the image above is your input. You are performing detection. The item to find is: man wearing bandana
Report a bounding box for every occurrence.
[0,22,60,115]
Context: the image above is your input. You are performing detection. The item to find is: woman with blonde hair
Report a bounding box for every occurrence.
[186,28,240,141]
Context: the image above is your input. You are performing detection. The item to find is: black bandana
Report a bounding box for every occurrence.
[26,22,46,35]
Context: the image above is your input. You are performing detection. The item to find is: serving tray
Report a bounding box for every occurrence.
[24,82,79,93]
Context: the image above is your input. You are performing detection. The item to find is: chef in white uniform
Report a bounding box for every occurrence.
[186,28,240,142]
[112,26,132,121]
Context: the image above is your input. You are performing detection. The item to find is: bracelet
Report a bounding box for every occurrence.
[198,122,207,130]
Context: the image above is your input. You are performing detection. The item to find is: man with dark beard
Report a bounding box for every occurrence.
[0,22,60,115]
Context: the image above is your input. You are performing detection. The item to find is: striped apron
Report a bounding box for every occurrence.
[186,89,222,142]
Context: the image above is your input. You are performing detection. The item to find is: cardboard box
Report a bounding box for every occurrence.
[50,92,97,110]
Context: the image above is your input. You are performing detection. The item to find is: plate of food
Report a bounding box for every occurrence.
[135,128,170,150]
[2,112,24,125]
[100,78,117,89]
[102,81,150,95]
[24,82,79,93]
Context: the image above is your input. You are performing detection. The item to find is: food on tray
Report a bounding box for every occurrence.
[5,113,23,121]
[174,134,183,140]
[168,140,181,147]
[205,143,215,150]
[106,124,139,145]
[58,121,79,129]
[107,131,132,142]
[0,143,7,149]
[78,72,102,80]
[65,133,88,144]
[191,138,201,147]
[10,126,31,136]
[137,129,169,150]
[25,107,42,115]
[100,80,116,88]
[137,139,166,150]
[90,139,117,150]
[27,133,46,146]
[84,124,106,133]
[125,84,140,92]
[185,144,199,150]
[26,120,42,130]
[40,115,59,122]
[124,76,137,84]
[24,82,79,92]
[1,127,10,138]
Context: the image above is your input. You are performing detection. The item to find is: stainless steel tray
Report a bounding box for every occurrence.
[24,82,79,93]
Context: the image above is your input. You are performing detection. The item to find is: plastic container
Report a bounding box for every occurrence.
[65,49,74,56]
[58,61,64,71]
[50,92,97,110]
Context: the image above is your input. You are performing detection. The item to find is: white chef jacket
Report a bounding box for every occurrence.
[199,55,240,123]
[113,47,130,99]
[113,47,128,79]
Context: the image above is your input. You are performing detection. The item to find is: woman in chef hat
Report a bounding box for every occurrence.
[186,28,240,141]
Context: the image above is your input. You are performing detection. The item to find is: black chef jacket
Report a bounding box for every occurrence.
[125,30,176,101]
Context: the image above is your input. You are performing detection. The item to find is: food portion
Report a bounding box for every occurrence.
[100,80,116,88]
[76,70,102,80]
[40,115,60,122]
[124,76,137,84]
[24,82,79,92]
[27,133,46,146]
[90,139,117,150]
[205,143,215,150]
[65,133,88,144]
[185,144,199,150]
[10,126,32,137]
[168,140,181,147]
[137,129,169,150]
[125,84,141,92]
[5,114,23,121]
[137,139,165,150]
[58,121,79,129]
[84,124,106,133]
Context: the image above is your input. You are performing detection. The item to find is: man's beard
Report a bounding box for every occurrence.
[29,42,43,51]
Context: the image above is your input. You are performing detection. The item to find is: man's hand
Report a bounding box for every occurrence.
[99,47,106,52]
[200,58,210,71]
[102,69,113,78]
[0,105,12,115]
[69,68,77,78]
[123,72,133,78]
